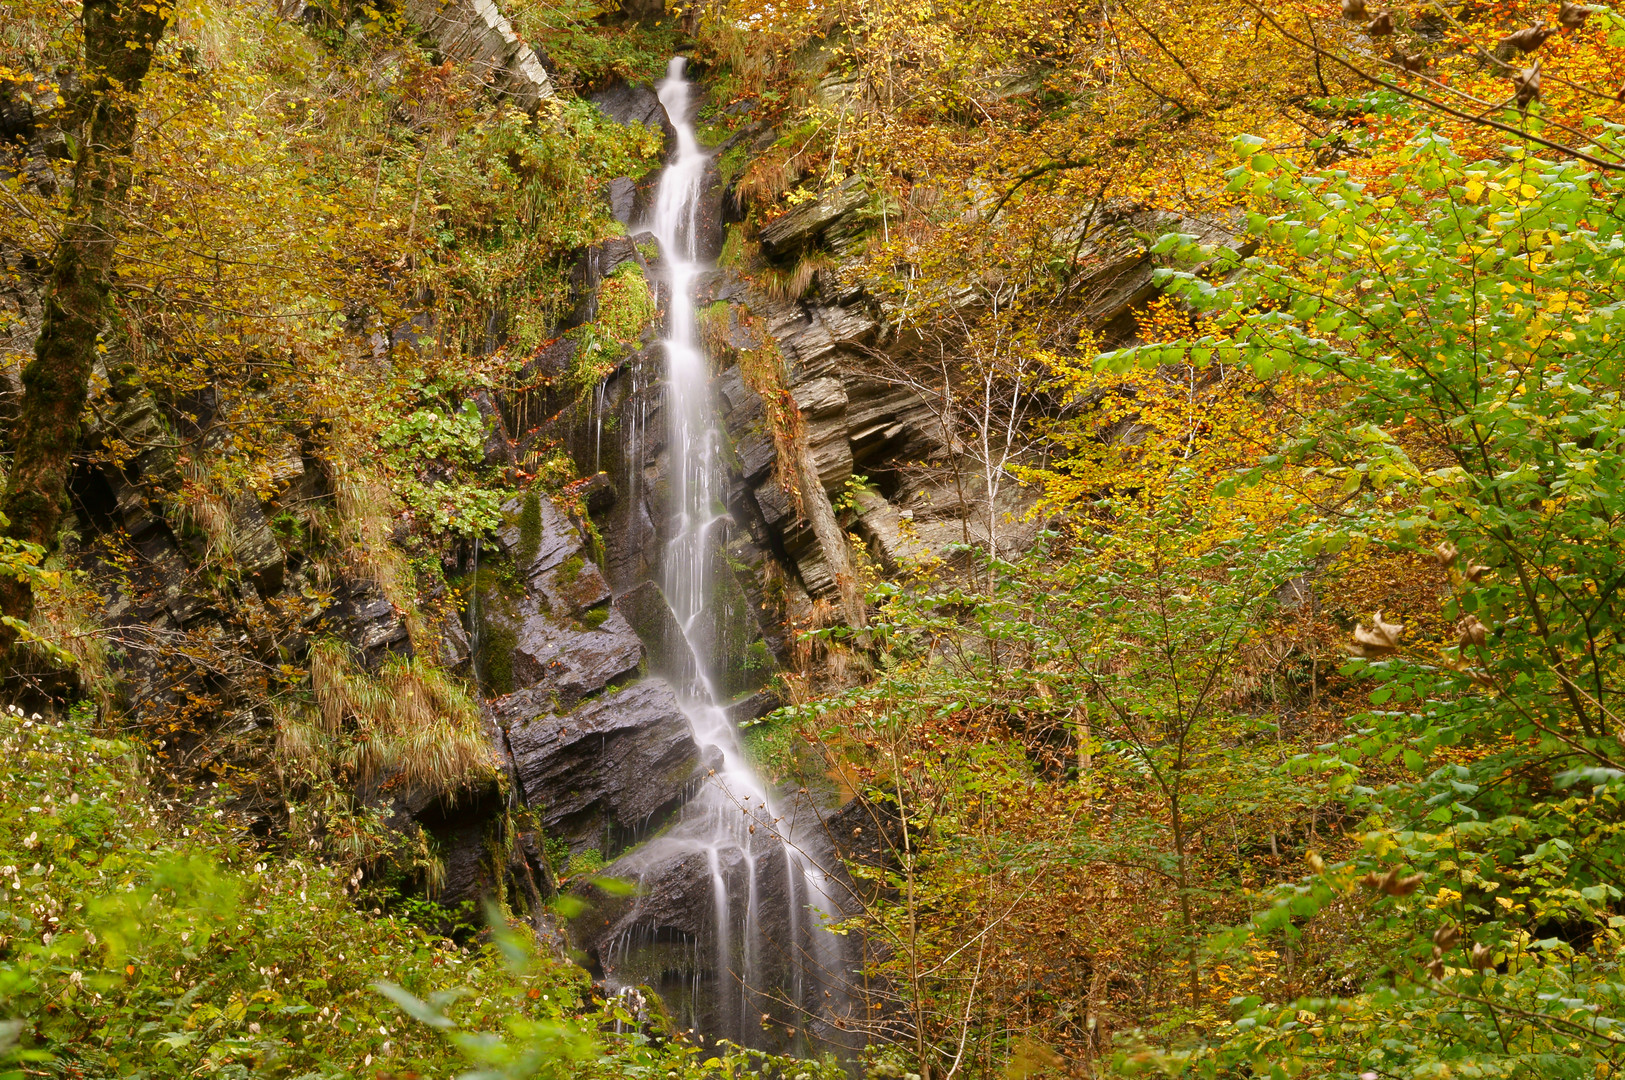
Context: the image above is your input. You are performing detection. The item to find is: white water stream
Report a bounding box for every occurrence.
[599,58,851,1050]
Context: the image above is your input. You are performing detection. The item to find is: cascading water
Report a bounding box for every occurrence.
[597,57,856,1054]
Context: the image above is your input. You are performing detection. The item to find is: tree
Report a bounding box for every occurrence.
[0,0,172,666]
[1106,131,1625,1080]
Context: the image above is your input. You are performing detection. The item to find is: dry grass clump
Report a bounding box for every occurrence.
[174,458,236,565]
[277,639,496,800]
[331,468,431,647]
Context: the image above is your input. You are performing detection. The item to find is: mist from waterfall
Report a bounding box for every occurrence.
[596,56,856,1054]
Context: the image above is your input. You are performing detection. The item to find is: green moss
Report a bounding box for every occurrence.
[715,143,750,188]
[580,604,611,629]
[516,490,542,568]
[718,224,745,269]
[594,263,654,344]
[470,565,523,697]
[479,619,517,697]
[743,639,772,671]
[559,553,585,585]
[581,514,606,568]
[563,848,605,878]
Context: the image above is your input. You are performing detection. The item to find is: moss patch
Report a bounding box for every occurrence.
[478,618,518,698]
[516,490,542,568]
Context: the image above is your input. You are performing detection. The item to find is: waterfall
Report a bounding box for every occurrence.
[598,56,856,1054]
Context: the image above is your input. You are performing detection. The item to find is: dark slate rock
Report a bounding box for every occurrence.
[757,176,870,260]
[614,580,693,685]
[496,679,702,850]
[716,365,775,486]
[509,605,643,707]
[588,81,674,149]
[607,177,637,226]
[229,497,285,594]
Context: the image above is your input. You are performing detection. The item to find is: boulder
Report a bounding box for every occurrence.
[495,679,704,851]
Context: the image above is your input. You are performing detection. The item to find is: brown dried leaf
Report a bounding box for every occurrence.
[1352,611,1404,656]
[1457,616,1488,649]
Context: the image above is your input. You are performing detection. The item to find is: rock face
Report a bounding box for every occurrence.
[34,49,1236,1035]
[404,0,554,111]
[757,175,871,259]
[495,679,708,853]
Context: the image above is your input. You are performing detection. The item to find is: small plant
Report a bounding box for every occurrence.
[562,848,605,879]
[832,473,876,517]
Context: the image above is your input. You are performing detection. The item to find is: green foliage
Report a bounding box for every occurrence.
[561,848,605,879]
[377,398,505,536]
[0,707,839,1080]
[831,473,875,517]
[567,264,655,396]
[1103,134,1625,1080]
[0,706,575,1080]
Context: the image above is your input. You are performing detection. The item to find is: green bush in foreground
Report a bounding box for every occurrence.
[0,705,842,1080]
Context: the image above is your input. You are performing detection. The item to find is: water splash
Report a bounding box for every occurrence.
[599,56,855,1054]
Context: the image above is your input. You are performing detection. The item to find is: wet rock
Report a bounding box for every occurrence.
[493,494,580,576]
[724,689,780,725]
[614,580,692,685]
[826,794,904,873]
[508,605,643,707]
[496,679,704,851]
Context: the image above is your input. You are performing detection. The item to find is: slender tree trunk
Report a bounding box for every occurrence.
[1170,795,1200,1009]
[0,0,170,663]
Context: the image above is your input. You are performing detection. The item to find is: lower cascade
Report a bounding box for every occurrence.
[586,57,859,1054]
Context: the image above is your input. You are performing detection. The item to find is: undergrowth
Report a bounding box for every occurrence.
[0,705,844,1080]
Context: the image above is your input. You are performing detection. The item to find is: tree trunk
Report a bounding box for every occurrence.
[1169,796,1200,1009]
[0,0,170,663]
